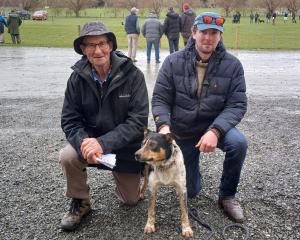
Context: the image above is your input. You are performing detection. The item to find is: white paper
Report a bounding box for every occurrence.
[96,154,116,169]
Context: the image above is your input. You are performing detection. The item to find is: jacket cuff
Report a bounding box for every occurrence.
[154,114,171,131]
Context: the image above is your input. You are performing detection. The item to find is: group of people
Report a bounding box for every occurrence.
[124,3,196,63]
[0,9,22,44]
[59,9,248,234]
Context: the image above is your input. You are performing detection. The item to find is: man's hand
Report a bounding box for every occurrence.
[158,125,171,134]
[80,138,103,164]
[195,130,218,153]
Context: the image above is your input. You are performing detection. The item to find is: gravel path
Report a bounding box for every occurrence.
[0,48,299,240]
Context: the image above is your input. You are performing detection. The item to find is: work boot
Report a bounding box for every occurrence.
[218,198,245,223]
[61,198,91,230]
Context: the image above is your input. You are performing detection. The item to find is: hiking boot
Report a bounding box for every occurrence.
[218,198,245,223]
[61,198,91,230]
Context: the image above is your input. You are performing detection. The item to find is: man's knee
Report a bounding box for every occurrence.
[224,129,248,152]
[59,144,80,167]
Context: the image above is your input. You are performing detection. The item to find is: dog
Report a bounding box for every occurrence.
[258,18,265,23]
[135,129,193,238]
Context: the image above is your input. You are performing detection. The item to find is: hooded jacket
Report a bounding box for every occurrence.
[163,10,181,39]
[152,38,247,139]
[61,51,149,173]
[180,9,196,38]
[7,13,22,35]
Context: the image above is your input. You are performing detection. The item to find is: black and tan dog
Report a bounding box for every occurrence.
[135,129,193,238]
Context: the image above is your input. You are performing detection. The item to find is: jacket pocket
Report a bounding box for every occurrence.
[208,77,231,95]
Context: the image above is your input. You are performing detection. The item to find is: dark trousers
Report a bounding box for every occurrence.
[176,128,248,199]
[10,34,21,44]
[168,37,179,54]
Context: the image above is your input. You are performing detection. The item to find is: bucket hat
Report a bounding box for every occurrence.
[194,12,225,33]
[73,22,117,55]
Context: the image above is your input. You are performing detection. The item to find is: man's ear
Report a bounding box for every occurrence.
[80,44,86,55]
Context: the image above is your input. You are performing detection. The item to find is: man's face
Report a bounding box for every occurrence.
[80,35,113,68]
[192,28,221,55]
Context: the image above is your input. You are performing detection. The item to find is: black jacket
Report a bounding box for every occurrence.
[61,51,149,173]
[163,11,181,39]
[152,38,247,139]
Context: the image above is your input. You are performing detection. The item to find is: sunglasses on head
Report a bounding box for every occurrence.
[202,15,225,26]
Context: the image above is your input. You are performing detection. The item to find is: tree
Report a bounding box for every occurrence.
[285,0,300,14]
[65,0,97,17]
[258,0,281,14]
[215,0,248,16]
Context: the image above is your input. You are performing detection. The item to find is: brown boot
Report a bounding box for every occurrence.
[218,198,245,223]
[61,198,91,230]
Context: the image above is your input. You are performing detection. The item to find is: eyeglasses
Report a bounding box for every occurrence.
[202,16,225,26]
[84,40,110,51]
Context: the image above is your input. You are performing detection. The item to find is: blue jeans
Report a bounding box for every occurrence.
[168,37,179,54]
[176,128,248,199]
[146,39,160,62]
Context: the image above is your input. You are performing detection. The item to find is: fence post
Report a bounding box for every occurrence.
[235,26,240,49]
[77,25,81,36]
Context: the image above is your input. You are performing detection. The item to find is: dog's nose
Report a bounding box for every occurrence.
[135,152,141,161]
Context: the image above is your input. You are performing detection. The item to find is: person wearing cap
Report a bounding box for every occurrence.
[142,10,163,64]
[163,7,181,54]
[152,12,247,223]
[124,7,140,62]
[180,2,196,46]
[59,21,149,230]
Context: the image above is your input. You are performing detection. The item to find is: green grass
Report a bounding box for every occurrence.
[1,10,300,50]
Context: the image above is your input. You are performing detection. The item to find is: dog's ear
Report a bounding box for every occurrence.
[143,128,150,137]
[164,133,173,144]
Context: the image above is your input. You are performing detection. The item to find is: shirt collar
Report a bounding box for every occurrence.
[91,67,111,85]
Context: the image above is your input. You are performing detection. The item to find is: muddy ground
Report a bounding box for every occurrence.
[0,47,299,240]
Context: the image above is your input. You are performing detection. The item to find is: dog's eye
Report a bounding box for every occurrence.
[148,141,158,149]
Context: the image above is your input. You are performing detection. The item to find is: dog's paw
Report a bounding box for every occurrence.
[144,223,155,234]
[182,226,193,238]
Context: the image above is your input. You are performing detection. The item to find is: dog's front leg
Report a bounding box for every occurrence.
[139,164,149,199]
[144,186,158,234]
[176,187,193,238]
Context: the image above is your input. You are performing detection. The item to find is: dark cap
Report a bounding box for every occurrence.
[73,22,117,55]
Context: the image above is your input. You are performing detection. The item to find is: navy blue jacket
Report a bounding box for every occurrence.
[125,13,139,34]
[152,38,247,139]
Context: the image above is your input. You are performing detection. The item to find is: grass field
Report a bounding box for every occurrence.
[1,7,300,50]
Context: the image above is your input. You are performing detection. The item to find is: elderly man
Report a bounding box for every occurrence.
[152,12,248,223]
[124,7,140,62]
[59,22,149,230]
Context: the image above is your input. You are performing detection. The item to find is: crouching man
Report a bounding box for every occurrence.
[59,21,149,230]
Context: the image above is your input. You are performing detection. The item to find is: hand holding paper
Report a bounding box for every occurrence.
[96,154,116,169]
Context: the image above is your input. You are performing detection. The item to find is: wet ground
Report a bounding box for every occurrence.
[1,47,300,99]
[0,47,299,240]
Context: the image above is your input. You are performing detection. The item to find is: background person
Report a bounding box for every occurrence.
[163,7,181,54]
[180,2,196,46]
[142,10,163,64]
[59,21,149,231]
[7,9,22,44]
[0,14,7,43]
[152,12,248,223]
[124,7,140,62]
